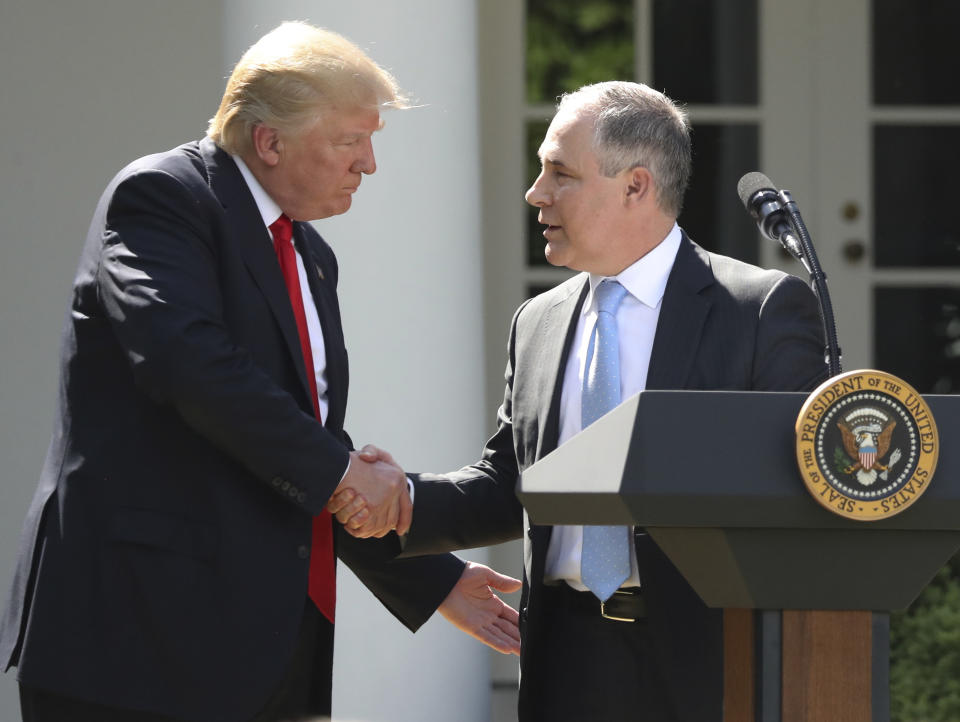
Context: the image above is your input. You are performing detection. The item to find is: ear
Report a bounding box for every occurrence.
[624,166,654,205]
[251,124,283,167]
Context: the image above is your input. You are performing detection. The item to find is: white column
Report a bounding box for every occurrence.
[223,3,490,721]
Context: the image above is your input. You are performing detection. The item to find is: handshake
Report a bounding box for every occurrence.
[328,445,523,656]
[326,445,410,538]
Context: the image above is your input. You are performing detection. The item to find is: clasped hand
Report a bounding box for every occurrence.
[329,448,523,656]
[328,445,408,538]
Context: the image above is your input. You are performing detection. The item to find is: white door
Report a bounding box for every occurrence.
[480,1,960,718]
[482,0,960,394]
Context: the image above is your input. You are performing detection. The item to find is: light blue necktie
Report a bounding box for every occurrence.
[580,279,631,602]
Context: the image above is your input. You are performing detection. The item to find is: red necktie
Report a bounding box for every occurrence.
[270,214,336,624]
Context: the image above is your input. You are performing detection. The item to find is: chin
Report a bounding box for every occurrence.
[543,244,569,269]
[320,199,352,219]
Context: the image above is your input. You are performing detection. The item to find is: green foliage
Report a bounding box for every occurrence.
[834,446,854,474]
[891,557,960,722]
[526,0,634,104]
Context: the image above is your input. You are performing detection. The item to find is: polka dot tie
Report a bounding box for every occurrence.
[580,279,631,602]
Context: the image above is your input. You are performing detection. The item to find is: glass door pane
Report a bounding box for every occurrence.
[873,0,960,105]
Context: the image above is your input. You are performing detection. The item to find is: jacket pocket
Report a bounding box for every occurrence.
[109,507,217,564]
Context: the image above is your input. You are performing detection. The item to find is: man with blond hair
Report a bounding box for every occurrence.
[0,22,519,722]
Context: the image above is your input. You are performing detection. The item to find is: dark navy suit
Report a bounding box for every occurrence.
[0,138,463,722]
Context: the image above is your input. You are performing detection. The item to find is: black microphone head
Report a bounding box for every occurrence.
[737,171,776,209]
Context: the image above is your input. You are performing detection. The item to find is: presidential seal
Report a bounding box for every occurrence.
[795,370,938,521]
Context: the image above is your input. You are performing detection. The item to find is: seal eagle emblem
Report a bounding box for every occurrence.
[835,408,902,486]
[795,370,938,521]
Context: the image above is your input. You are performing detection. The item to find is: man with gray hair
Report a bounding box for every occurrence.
[335,80,828,719]
[0,21,519,722]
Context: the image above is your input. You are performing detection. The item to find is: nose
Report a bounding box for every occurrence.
[525,170,549,207]
[353,137,377,175]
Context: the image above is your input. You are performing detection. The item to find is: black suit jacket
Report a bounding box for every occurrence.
[0,138,463,722]
[403,233,828,721]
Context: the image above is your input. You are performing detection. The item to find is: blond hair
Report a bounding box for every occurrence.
[208,22,405,155]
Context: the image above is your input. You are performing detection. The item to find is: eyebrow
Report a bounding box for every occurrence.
[540,155,569,170]
[340,124,384,141]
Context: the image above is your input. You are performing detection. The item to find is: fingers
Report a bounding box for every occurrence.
[370,494,400,539]
[333,449,408,538]
[326,487,371,531]
[493,612,522,644]
[475,622,522,656]
[496,602,520,627]
[327,488,358,515]
[436,561,523,656]
[395,484,413,537]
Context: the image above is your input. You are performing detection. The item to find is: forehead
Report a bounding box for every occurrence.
[538,109,595,163]
[306,105,383,138]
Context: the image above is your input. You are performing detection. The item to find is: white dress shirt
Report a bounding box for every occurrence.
[233,155,331,423]
[543,224,682,591]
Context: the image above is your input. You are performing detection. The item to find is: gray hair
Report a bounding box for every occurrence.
[557,81,691,216]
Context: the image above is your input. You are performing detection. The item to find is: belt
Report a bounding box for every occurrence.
[544,583,646,623]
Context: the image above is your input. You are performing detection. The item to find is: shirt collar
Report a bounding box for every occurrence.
[585,223,682,312]
[232,155,283,229]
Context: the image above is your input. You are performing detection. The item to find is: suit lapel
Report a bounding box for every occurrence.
[646,233,714,390]
[537,277,590,455]
[200,138,316,408]
[525,277,589,583]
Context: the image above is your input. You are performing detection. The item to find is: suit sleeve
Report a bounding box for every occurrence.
[337,531,466,632]
[752,274,830,391]
[96,168,348,515]
[402,304,528,556]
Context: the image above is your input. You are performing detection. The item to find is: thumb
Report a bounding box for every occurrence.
[358,443,397,466]
[357,444,383,462]
[484,570,522,594]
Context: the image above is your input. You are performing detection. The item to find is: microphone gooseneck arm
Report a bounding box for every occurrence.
[778,190,842,377]
[737,172,842,376]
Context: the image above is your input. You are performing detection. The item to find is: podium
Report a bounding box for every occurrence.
[517,390,960,722]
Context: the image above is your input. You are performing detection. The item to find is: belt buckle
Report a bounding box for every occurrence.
[600,590,640,623]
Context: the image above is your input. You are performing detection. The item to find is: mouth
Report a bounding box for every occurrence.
[539,213,561,235]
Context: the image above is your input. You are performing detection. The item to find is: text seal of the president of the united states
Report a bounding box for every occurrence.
[795,369,939,521]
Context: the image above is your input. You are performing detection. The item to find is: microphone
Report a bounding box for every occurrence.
[737,171,843,375]
[736,172,804,262]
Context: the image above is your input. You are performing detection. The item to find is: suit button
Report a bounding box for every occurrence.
[281,481,291,492]
[297,545,309,559]
[288,487,298,498]
[271,477,283,488]
[520,606,528,621]
[297,492,307,503]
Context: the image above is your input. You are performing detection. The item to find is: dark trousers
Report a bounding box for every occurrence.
[520,584,681,722]
[20,600,333,722]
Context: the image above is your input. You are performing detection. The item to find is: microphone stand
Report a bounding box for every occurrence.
[778,190,843,377]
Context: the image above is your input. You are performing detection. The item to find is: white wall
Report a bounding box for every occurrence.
[0,1,491,720]
[0,2,224,720]
[224,2,493,720]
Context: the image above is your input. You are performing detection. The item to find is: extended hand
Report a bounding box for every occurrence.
[438,561,522,656]
[328,445,411,538]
